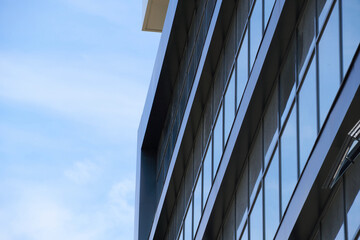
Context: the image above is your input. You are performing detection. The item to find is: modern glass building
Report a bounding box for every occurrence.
[135,0,360,239]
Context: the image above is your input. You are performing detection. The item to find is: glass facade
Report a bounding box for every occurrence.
[155,0,359,239]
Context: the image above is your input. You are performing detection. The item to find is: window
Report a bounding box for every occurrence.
[249,126,263,203]
[203,140,212,207]
[264,84,278,167]
[249,189,263,240]
[264,148,280,240]
[249,0,263,69]
[213,106,224,179]
[223,199,236,240]
[193,174,202,237]
[236,163,249,239]
[225,70,236,142]
[298,57,317,172]
[184,201,193,240]
[280,105,297,214]
[342,0,360,77]
[318,1,340,126]
[264,0,275,27]
[237,29,249,108]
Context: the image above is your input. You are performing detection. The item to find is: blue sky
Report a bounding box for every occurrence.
[0,0,160,239]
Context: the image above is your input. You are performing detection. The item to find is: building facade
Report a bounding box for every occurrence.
[136,0,360,239]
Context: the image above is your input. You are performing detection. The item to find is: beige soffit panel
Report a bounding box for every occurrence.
[142,0,169,32]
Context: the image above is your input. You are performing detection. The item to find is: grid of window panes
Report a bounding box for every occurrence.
[310,153,360,240]
[215,0,359,239]
[163,0,279,238]
[155,0,217,204]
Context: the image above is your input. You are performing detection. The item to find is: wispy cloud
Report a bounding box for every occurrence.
[0,178,135,240]
[64,160,100,185]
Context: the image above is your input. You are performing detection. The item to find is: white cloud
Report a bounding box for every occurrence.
[0,53,148,138]
[64,160,100,185]
[0,178,136,240]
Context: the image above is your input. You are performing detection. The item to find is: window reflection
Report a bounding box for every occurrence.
[265,148,280,240]
[237,29,248,108]
[193,175,201,237]
[225,71,235,142]
[264,0,275,28]
[249,127,263,203]
[298,58,317,172]
[203,140,212,207]
[342,0,360,77]
[236,163,248,239]
[318,1,340,126]
[213,106,223,179]
[250,189,263,240]
[250,0,263,68]
[280,105,297,214]
[184,201,192,240]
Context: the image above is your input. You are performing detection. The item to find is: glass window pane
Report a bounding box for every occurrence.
[279,40,296,125]
[318,1,340,126]
[249,126,263,203]
[265,148,280,240]
[184,201,193,240]
[250,0,263,68]
[264,0,275,27]
[236,163,249,239]
[225,70,236,142]
[203,140,212,207]
[317,0,333,29]
[250,189,263,240]
[342,0,360,77]
[223,199,236,240]
[193,175,202,237]
[321,183,345,240]
[237,0,249,46]
[280,106,297,215]
[297,0,315,75]
[264,84,278,167]
[299,58,317,172]
[240,223,248,240]
[237,29,249,108]
[345,154,360,239]
[178,227,183,240]
[213,106,223,179]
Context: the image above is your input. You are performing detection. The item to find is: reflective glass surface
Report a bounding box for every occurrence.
[280,106,297,214]
[318,1,340,126]
[193,176,201,237]
[298,58,317,172]
[264,85,278,167]
[213,106,223,179]
[225,71,235,142]
[203,140,212,207]
[236,163,248,239]
[223,200,235,240]
[250,189,263,240]
[264,0,275,27]
[240,223,248,240]
[184,202,192,240]
[342,0,360,77]
[250,0,263,68]
[249,127,263,203]
[237,29,248,108]
[265,149,279,240]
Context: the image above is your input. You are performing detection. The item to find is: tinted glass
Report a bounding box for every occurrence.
[250,189,263,240]
[297,0,315,76]
[225,71,236,142]
[184,202,192,240]
[193,175,202,237]
[237,0,249,47]
[236,163,248,238]
[279,40,296,125]
[265,148,280,240]
[342,0,360,77]
[318,2,340,126]
[298,58,317,172]
[240,223,248,240]
[264,84,278,167]
[250,0,263,68]
[223,199,235,240]
[213,106,223,179]
[249,127,263,203]
[178,227,183,240]
[237,29,249,108]
[321,183,345,240]
[280,106,297,214]
[345,155,360,239]
[264,0,275,27]
[317,0,332,29]
[203,140,212,207]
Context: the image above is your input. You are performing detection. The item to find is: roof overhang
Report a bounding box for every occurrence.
[142,0,169,32]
